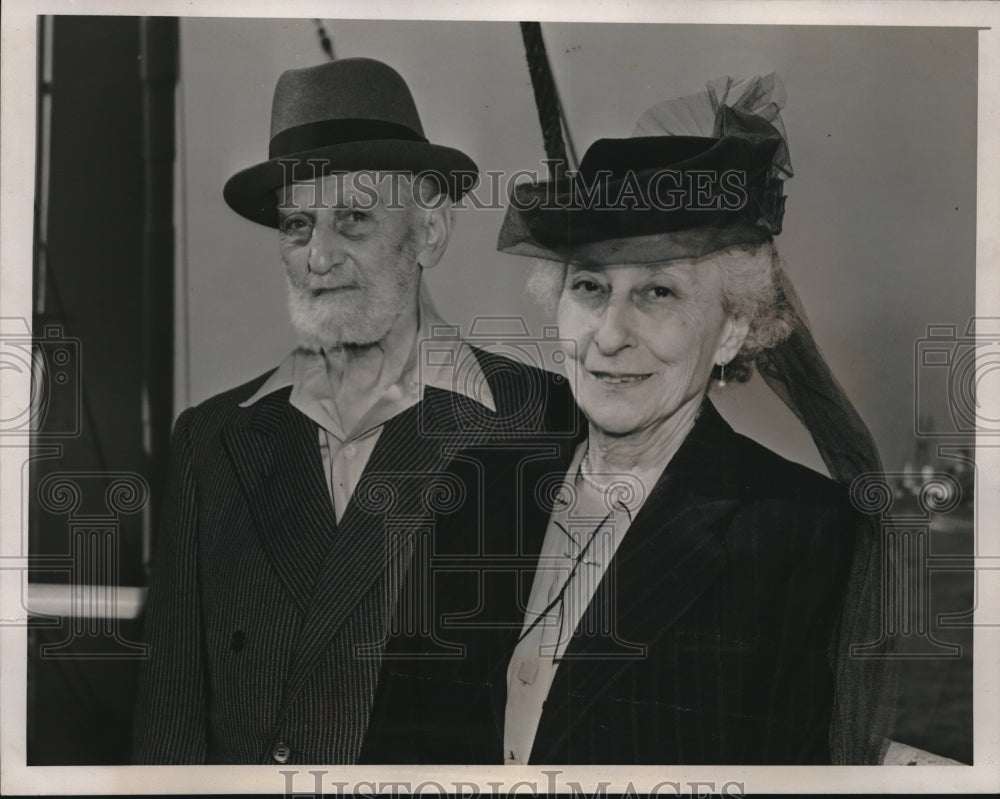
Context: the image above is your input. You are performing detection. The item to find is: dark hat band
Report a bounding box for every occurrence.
[268,118,428,160]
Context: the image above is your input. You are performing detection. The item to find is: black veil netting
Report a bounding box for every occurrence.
[761,265,898,765]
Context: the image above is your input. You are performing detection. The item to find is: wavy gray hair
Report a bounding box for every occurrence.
[525,240,797,383]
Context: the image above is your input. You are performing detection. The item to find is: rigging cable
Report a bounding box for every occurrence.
[314,19,335,61]
[519,22,578,173]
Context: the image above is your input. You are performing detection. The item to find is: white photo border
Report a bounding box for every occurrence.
[2,0,998,795]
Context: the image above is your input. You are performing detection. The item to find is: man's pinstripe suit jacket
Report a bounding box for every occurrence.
[132,349,575,764]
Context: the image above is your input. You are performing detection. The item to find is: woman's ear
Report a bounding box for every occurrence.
[715,314,751,366]
[415,197,455,270]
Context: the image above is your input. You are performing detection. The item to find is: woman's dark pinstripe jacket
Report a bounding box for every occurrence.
[360,401,860,765]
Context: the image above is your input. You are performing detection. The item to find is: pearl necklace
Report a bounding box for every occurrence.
[579,448,615,494]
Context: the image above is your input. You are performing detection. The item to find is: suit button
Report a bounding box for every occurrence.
[272,741,291,763]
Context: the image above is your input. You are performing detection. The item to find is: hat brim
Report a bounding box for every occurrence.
[223,140,479,227]
[498,211,773,265]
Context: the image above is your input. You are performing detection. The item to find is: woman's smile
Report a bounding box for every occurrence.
[586,369,654,386]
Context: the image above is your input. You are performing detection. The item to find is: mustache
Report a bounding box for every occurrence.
[285,271,365,293]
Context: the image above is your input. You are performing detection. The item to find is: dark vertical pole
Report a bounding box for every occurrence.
[34,16,50,315]
[519,22,578,175]
[139,17,179,538]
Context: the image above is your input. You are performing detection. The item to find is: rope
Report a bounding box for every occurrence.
[519,22,576,174]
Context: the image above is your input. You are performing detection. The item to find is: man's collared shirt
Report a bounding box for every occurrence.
[240,292,495,521]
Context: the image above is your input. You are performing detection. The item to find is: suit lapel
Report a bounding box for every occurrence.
[278,386,502,713]
[222,388,336,615]
[224,350,580,732]
[531,402,745,760]
[483,437,580,742]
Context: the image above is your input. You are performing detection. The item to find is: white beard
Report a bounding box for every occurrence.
[285,262,419,351]
[282,224,422,351]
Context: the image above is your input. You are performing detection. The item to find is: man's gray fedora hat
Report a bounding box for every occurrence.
[223,57,480,227]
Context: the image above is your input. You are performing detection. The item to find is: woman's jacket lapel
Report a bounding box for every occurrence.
[531,401,745,761]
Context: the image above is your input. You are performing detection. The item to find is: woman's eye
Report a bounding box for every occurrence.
[650,285,674,298]
[349,210,368,224]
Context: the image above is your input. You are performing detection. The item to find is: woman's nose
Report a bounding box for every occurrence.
[307,224,346,275]
[592,299,633,355]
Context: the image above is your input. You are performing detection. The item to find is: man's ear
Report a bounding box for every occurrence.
[415,197,454,269]
[715,314,750,366]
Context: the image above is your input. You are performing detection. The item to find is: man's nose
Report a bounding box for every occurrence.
[592,298,634,356]
[307,224,347,275]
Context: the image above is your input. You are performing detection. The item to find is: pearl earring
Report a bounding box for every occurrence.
[718,361,727,388]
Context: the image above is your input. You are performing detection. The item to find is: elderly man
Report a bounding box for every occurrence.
[132,57,569,765]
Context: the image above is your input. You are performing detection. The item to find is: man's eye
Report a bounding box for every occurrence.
[650,285,674,298]
[335,209,372,233]
[572,279,602,293]
[279,215,312,236]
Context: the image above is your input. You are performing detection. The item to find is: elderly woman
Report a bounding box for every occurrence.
[490,75,895,766]
[362,76,894,767]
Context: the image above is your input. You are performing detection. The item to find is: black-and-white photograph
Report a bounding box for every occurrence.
[2,1,998,795]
